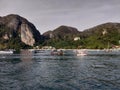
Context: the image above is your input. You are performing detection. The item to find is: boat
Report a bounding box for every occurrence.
[51,49,63,55]
[77,52,87,56]
[76,50,87,56]
[0,50,13,54]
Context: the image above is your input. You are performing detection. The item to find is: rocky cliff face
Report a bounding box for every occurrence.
[0,14,41,46]
[20,23,35,46]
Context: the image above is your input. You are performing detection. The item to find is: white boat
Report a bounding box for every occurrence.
[77,52,87,56]
[76,50,87,56]
[0,50,13,54]
[77,53,87,56]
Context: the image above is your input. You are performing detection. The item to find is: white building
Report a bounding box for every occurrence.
[74,37,80,41]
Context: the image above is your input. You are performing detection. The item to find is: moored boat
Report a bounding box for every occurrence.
[76,50,87,56]
[51,49,63,55]
[0,50,13,54]
[77,52,87,56]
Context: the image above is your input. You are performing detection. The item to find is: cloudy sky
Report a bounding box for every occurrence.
[0,0,120,33]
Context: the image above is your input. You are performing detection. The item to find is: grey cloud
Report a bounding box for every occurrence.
[0,0,120,33]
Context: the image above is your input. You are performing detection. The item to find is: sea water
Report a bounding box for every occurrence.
[0,50,120,90]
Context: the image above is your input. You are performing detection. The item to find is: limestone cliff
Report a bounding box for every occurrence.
[0,14,41,46]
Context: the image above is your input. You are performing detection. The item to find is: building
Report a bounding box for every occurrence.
[74,37,80,41]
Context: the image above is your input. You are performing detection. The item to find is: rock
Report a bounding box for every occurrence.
[0,14,41,46]
[21,23,35,46]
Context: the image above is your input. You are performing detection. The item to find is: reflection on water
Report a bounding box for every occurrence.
[20,50,33,68]
[0,50,120,90]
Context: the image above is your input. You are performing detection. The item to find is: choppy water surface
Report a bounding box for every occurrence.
[0,50,120,90]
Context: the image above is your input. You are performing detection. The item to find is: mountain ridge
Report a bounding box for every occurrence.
[43,25,81,40]
[42,22,120,49]
[1,14,120,49]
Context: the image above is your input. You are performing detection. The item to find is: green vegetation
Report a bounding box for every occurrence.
[42,28,120,49]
